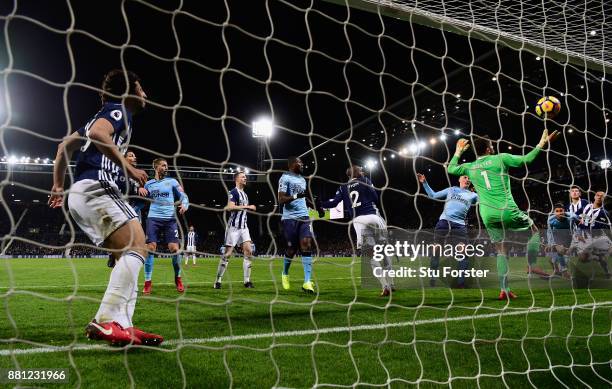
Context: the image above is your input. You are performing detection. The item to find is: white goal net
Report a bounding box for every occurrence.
[0,0,610,387]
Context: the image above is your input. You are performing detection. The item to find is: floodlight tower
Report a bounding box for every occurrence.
[252,117,274,172]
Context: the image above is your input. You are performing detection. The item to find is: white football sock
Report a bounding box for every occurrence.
[95,251,144,328]
[216,256,229,283]
[243,257,252,283]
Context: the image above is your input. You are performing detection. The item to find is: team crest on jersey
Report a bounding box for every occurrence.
[110,110,123,121]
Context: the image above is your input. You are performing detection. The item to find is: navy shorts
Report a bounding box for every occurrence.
[146,217,179,244]
[434,219,468,244]
[282,217,313,249]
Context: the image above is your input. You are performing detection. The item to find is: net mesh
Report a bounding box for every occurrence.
[0,0,611,387]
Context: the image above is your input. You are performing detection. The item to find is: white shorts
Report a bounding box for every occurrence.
[186,245,196,253]
[68,179,137,246]
[571,234,612,260]
[352,214,387,249]
[224,226,251,247]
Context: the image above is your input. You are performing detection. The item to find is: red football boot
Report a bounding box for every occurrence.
[127,327,164,346]
[85,320,141,346]
[498,290,518,300]
[143,280,152,295]
[175,276,185,293]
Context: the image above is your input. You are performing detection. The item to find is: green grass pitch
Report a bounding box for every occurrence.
[1,257,611,388]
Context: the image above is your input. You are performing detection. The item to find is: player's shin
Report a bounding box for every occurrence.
[95,251,144,328]
[301,252,312,282]
[172,254,181,277]
[144,254,154,281]
[243,256,252,282]
[527,232,540,267]
[283,257,292,275]
[216,255,229,282]
[496,254,509,291]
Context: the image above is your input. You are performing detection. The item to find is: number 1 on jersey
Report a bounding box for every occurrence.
[480,170,492,190]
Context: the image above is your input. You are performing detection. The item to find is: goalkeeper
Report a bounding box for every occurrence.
[448,129,558,300]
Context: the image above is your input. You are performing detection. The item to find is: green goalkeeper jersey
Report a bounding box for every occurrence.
[447,147,542,218]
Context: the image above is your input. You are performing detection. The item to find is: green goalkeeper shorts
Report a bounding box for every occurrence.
[481,207,534,242]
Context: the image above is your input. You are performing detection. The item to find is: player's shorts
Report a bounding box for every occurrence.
[481,207,534,242]
[352,214,387,249]
[68,179,138,246]
[570,233,612,260]
[146,217,179,244]
[186,245,196,253]
[224,226,251,247]
[434,219,468,244]
[281,217,313,249]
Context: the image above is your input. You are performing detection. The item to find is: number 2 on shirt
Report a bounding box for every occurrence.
[480,170,492,190]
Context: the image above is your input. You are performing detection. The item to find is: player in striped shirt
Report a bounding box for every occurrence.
[215,172,256,289]
[184,226,197,265]
[49,69,162,346]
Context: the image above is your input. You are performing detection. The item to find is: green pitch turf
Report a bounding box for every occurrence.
[1,257,611,388]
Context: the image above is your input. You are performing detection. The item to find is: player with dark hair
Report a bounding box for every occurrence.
[448,130,558,300]
[215,171,256,289]
[278,157,318,294]
[141,158,190,294]
[49,69,163,346]
[318,165,394,296]
[546,202,579,278]
[567,185,589,214]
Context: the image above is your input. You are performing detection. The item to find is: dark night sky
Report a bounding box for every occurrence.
[1,0,611,231]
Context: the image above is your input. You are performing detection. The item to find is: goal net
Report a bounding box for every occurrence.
[0,0,610,387]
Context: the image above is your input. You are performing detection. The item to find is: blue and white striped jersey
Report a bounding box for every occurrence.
[228,187,249,229]
[74,102,132,187]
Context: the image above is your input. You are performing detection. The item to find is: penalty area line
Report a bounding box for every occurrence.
[1,301,610,356]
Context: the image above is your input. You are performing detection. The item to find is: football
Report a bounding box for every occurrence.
[535,96,561,118]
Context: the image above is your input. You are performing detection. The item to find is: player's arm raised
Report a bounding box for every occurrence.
[417,173,449,199]
[447,138,470,176]
[88,118,148,185]
[49,131,82,208]
[501,129,560,167]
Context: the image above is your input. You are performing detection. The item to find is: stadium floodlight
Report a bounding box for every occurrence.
[244,168,250,174]
[8,156,17,165]
[418,141,427,150]
[43,158,50,164]
[251,117,274,138]
[429,138,437,145]
[454,129,461,135]
[600,159,611,169]
[408,143,418,154]
[456,93,461,98]
[365,159,377,170]
[440,134,447,141]
[390,153,395,159]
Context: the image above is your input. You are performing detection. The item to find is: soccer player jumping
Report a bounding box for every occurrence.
[278,157,318,294]
[49,69,163,346]
[448,129,558,300]
[142,158,189,294]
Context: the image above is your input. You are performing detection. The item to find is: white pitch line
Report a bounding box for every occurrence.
[0,277,361,290]
[1,302,609,356]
